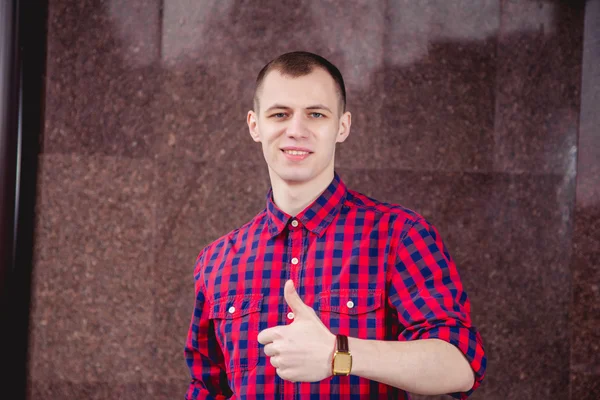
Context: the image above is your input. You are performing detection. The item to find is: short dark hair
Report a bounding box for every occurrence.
[253,51,346,113]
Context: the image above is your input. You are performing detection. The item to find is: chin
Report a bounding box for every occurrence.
[276,170,314,184]
[281,175,312,184]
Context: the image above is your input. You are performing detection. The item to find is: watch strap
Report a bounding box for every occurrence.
[336,334,349,353]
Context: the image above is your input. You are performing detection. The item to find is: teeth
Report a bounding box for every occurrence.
[284,150,309,156]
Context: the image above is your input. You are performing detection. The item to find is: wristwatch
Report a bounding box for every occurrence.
[332,334,352,376]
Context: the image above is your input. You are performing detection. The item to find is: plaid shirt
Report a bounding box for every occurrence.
[185,172,486,399]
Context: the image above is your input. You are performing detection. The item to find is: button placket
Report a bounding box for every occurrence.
[288,225,303,325]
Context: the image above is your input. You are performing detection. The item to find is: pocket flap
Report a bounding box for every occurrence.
[209,293,263,319]
[318,289,382,315]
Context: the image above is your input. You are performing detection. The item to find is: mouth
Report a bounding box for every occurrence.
[281,149,312,161]
[281,149,312,156]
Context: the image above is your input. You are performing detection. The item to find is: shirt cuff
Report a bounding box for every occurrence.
[402,324,487,398]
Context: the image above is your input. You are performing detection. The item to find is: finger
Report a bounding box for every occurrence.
[283,280,310,317]
[263,343,279,357]
[277,368,295,383]
[270,356,279,368]
[257,326,283,345]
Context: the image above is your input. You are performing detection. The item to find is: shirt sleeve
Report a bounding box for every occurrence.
[388,218,486,398]
[184,250,233,400]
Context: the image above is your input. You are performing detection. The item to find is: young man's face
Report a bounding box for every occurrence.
[247,68,351,186]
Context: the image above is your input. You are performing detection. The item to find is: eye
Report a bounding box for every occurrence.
[271,113,286,118]
[310,112,324,118]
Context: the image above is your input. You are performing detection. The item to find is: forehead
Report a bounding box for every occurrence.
[259,68,338,109]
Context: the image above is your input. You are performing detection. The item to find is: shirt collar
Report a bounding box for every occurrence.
[266,172,348,238]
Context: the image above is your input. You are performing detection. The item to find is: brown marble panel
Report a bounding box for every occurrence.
[153,62,263,167]
[29,381,153,399]
[569,0,600,397]
[570,371,600,400]
[159,0,385,76]
[339,0,500,172]
[570,207,600,364]
[43,0,162,157]
[152,155,270,382]
[492,1,585,174]
[337,167,575,399]
[150,380,185,400]
[29,155,156,387]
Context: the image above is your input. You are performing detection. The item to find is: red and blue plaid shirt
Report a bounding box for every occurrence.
[185,172,486,399]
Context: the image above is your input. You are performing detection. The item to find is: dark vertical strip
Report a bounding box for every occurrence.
[0,0,20,374]
[158,0,164,60]
[0,0,48,398]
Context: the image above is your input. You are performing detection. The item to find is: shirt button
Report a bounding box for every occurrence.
[228,306,236,314]
[287,312,295,320]
[346,300,354,309]
[291,220,299,227]
[291,257,299,265]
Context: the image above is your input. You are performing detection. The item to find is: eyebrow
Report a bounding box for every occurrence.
[306,104,333,113]
[264,104,333,113]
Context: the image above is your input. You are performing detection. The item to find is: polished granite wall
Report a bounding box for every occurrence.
[569,0,600,397]
[28,1,599,399]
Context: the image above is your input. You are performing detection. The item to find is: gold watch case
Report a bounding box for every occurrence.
[332,350,352,376]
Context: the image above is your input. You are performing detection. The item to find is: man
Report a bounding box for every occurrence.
[184,51,486,399]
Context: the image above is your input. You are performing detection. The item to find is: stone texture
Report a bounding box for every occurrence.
[569,0,600,397]
[153,63,263,167]
[152,155,270,383]
[334,0,500,173]
[339,0,501,172]
[30,154,156,385]
[570,371,600,400]
[492,1,584,174]
[43,0,163,157]
[29,381,154,399]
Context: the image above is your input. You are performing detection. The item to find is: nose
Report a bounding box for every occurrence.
[285,114,309,139]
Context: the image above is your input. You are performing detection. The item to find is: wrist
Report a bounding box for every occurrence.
[326,332,335,377]
[346,336,375,378]
[331,334,352,376]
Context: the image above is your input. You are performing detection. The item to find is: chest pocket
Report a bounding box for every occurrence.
[209,294,263,373]
[318,289,383,340]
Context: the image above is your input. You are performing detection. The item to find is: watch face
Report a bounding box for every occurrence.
[334,353,352,374]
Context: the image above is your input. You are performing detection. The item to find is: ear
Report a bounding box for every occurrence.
[336,111,351,144]
[247,110,261,143]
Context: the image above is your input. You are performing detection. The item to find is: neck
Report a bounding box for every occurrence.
[269,168,335,217]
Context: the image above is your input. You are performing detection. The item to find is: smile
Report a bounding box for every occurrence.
[283,150,310,155]
[281,149,312,160]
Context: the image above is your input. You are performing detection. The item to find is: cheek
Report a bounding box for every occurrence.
[325,130,339,153]
[262,142,274,157]
[262,138,279,160]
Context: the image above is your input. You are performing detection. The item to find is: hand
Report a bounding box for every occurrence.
[257,280,336,382]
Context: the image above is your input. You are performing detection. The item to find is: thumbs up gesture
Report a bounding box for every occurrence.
[257,280,336,382]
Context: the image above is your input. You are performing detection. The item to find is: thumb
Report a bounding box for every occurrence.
[284,280,310,317]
